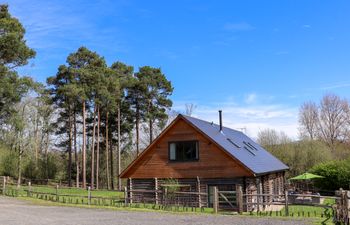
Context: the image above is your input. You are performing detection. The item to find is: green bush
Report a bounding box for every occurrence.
[310,158,350,191]
[1,151,17,177]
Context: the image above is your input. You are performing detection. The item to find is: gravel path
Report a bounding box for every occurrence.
[0,197,310,225]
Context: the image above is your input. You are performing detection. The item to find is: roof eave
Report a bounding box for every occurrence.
[255,167,289,176]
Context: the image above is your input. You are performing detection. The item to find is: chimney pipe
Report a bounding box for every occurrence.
[219,110,223,131]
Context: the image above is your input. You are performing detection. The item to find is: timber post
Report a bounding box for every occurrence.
[197,176,202,208]
[88,186,91,205]
[128,178,133,204]
[213,186,218,214]
[154,178,158,205]
[2,176,5,195]
[284,189,289,216]
[164,187,168,206]
[28,181,32,197]
[256,178,261,212]
[236,184,243,214]
[56,184,59,202]
[124,186,128,205]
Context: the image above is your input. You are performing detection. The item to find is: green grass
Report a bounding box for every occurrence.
[17,195,215,215]
[2,185,336,224]
[4,185,124,198]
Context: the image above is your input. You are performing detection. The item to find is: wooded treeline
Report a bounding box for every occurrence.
[257,93,350,190]
[0,5,173,189]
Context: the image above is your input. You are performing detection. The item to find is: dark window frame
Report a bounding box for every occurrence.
[168,140,199,162]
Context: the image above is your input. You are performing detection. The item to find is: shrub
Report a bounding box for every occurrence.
[310,158,350,191]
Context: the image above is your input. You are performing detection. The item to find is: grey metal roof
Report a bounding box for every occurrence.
[181,115,289,175]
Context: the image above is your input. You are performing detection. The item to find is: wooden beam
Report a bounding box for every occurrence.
[213,186,218,214]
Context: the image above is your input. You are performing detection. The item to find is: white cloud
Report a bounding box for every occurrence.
[302,24,311,29]
[321,82,350,90]
[173,100,298,139]
[223,22,255,31]
[244,93,257,104]
[8,0,128,53]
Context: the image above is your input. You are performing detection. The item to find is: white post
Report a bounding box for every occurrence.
[155,178,158,205]
[197,176,202,208]
[28,181,32,197]
[2,177,6,195]
[56,184,59,202]
[88,186,91,205]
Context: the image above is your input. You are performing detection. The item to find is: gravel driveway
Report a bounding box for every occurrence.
[0,197,310,225]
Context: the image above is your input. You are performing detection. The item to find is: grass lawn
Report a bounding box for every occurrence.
[5,184,124,198]
[3,185,336,224]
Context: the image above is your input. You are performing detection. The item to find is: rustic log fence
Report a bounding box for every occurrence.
[1,175,349,222]
[333,189,350,225]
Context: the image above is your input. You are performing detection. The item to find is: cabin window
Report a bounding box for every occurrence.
[168,141,199,162]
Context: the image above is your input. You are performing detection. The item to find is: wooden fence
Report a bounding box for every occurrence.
[333,189,350,225]
[125,188,208,208]
[1,175,349,223]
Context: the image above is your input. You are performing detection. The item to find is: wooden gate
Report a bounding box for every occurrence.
[218,190,236,210]
[212,185,243,213]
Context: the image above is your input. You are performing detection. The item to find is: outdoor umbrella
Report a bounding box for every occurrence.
[289,172,324,180]
[289,172,324,192]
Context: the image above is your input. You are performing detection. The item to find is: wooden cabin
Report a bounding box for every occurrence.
[120,112,288,211]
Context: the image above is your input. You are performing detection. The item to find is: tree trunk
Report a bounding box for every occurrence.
[17,142,22,188]
[68,107,73,187]
[106,111,110,190]
[74,112,79,188]
[96,106,100,190]
[34,102,39,167]
[149,118,153,144]
[117,105,121,191]
[82,101,86,188]
[91,105,96,189]
[136,103,140,156]
[45,130,49,179]
[110,133,114,190]
[17,104,26,188]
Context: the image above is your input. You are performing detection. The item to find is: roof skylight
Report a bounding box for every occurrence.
[227,138,241,148]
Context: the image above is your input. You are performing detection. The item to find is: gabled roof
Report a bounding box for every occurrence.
[181,115,289,175]
[121,114,288,178]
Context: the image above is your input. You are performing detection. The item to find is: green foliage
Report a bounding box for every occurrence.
[0,4,35,70]
[22,154,60,180]
[262,139,332,177]
[0,149,17,177]
[0,4,37,129]
[163,178,180,193]
[310,158,350,190]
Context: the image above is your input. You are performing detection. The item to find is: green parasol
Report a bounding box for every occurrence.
[289,172,324,180]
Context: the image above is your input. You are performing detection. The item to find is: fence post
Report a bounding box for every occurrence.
[284,190,289,216]
[28,181,32,197]
[164,187,168,206]
[3,176,6,195]
[88,186,91,205]
[213,186,218,214]
[236,184,243,214]
[56,184,59,202]
[197,176,202,208]
[128,178,133,204]
[124,186,128,205]
[154,178,158,205]
[346,190,349,224]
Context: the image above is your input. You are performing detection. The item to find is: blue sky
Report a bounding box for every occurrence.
[7,0,350,138]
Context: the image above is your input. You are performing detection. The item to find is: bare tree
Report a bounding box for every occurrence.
[317,94,349,151]
[256,128,280,147]
[299,101,319,140]
[185,103,196,116]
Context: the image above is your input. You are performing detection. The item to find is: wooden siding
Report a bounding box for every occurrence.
[122,118,253,179]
